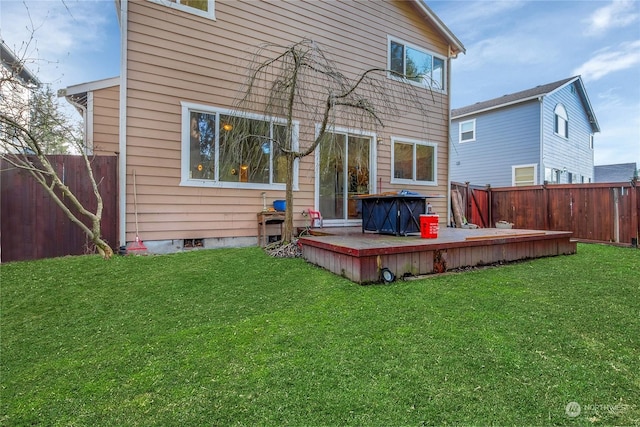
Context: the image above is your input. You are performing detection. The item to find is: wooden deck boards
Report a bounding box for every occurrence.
[299,227,576,284]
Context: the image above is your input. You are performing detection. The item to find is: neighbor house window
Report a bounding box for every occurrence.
[149,0,215,19]
[512,164,537,186]
[554,104,568,138]
[391,138,437,185]
[181,102,297,189]
[388,37,446,90]
[459,119,475,142]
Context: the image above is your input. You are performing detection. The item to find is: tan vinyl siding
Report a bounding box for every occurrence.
[124,0,452,242]
[92,85,120,155]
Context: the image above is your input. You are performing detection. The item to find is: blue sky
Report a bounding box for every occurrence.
[1,0,638,167]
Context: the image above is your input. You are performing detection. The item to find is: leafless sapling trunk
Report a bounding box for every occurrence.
[228,39,437,244]
[0,40,114,259]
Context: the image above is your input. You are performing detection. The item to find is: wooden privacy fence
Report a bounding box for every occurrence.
[1,155,118,262]
[452,181,639,247]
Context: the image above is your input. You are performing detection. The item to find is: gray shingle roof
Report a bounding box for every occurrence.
[452,76,577,118]
[594,163,638,183]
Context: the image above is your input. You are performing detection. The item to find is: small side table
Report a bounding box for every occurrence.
[257,211,285,247]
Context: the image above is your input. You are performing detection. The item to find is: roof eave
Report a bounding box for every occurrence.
[0,41,41,87]
[452,95,543,119]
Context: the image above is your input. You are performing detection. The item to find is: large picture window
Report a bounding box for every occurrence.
[391,138,437,185]
[181,102,297,189]
[388,37,446,91]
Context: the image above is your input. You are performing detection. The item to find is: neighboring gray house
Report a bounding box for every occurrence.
[1,40,41,154]
[594,163,638,183]
[450,76,600,187]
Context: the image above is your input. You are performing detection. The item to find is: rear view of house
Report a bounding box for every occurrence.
[450,76,599,187]
[64,0,464,252]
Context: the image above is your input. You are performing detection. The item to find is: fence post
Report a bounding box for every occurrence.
[486,184,492,227]
[543,183,550,230]
[613,187,620,243]
[631,178,638,247]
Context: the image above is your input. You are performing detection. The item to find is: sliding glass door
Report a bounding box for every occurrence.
[318,132,372,223]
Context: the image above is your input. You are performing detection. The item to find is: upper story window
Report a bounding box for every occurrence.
[554,104,568,139]
[459,119,475,142]
[388,37,446,91]
[181,102,298,189]
[149,0,215,19]
[391,137,437,186]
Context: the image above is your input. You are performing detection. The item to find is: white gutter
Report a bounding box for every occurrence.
[86,92,94,155]
[118,0,128,247]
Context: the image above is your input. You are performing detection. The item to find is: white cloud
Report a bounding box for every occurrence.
[443,0,527,26]
[0,1,114,85]
[457,34,555,71]
[584,0,639,36]
[436,0,528,40]
[573,40,640,81]
[2,1,110,53]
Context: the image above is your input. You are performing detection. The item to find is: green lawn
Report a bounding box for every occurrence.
[1,243,639,426]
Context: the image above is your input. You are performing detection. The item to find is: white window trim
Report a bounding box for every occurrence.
[386,35,447,93]
[180,101,299,190]
[314,125,377,226]
[390,137,438,186]
[512,163,538,186]
[459,119,476,143]
[148,0,215,20]
[554,103,568,139]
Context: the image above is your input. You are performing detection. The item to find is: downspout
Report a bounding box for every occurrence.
[118,0,128,247]
[538,96,544,185]
[446,56,453,227]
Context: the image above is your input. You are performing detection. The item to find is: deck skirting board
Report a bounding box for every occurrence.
[300,228,576,284]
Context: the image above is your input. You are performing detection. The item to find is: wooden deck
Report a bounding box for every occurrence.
[299,227,576,284]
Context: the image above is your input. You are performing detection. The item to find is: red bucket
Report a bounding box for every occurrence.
[420,214,439,238]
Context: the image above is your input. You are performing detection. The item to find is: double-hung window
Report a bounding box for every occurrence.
[388,37,446,91]
[459,119,475,142]
[149,0,215,19]
[181,102,297,189]
[391,137,437,185]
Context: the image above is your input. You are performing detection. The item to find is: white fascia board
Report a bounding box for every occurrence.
[60,77,120,97]
[452,95,544,120]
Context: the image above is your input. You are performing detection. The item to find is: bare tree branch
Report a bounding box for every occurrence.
[222,39,436,244]
[1,36,113,259]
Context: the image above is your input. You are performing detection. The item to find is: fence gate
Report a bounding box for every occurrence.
[451,182,491,228]
[1,155,118,262]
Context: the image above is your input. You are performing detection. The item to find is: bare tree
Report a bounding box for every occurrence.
[1,40,114,259]
[227,39,437,244]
